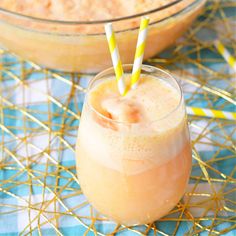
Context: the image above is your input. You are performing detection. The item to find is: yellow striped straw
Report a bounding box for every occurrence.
[105,23,126,96]
[131,16,150,89]
[214,40,236,72]
[186,106,236,121]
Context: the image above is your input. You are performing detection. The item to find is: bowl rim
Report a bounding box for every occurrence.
[0,0,194,25]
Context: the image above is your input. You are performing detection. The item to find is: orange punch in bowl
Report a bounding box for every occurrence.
[0,0,206,73]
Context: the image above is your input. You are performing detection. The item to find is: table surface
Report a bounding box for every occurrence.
[0,0,235,235]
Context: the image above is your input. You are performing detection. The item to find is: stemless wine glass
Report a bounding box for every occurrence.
[76,65,192,225]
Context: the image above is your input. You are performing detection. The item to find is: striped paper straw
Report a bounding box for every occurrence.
[214,40,236,72]
[186,106,236,120]
[105,23,126,96]
[131,16,150,89]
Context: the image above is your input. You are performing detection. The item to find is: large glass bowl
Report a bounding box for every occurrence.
[0,0,206,73]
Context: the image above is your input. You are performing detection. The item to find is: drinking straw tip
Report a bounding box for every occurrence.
[143,15,150,20]
[105,23,112,30]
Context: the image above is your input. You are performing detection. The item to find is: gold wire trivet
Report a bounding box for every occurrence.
[0,0,235,235]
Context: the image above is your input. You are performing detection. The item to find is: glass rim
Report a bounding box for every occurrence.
[0,0,185,25]
[86,64,184,125]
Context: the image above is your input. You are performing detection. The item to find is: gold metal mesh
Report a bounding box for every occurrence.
[0,0,235,235]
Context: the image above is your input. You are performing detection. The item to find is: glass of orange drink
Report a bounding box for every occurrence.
[76,64,192,225]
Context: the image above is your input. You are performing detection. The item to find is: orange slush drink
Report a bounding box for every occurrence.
[0,1,205,72]
[76,65,192,224]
